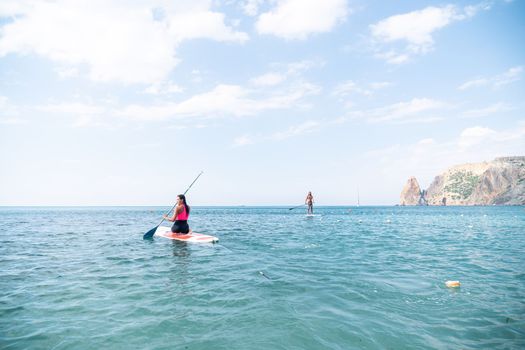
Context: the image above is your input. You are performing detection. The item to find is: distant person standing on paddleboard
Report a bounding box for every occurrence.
[305,191,314,215]
[163,194,191,234]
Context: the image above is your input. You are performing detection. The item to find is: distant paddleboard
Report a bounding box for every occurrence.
[154,226,218,243]
[305,214,319,218]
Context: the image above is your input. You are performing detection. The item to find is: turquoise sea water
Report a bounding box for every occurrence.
[1,206,524,349]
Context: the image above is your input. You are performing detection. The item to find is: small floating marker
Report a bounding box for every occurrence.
[445,280,460,288]
[386,219,391,223]
[259,271,271,280]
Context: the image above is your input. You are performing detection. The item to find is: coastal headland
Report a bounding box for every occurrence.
[400,157,525,205]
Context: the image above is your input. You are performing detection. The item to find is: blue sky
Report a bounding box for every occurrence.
[1,0,524,206]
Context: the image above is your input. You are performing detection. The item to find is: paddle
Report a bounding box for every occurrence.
[143,171,204,239]
[288,204,305,211]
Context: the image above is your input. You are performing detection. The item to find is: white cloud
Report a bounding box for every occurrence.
[250,72,286,86]
[54,66,79,79]
[333,80,391,98]
[71,115,106,128]
[256,0,348,40]
[418,138,436,146]
[0,95,25,125]
[457,78,489,90]
[249,59,323,87]
[493,66,523,87]
[4,99,109,127]
[284,59,324,74]
[461,102,512,118]
[371,4,487,63]
[0,118,25,125]
[118,82,321,121]
[163,85,252,118]
[272,120,320,140]
[233,116,348,147]
[38,102,106,116]
[333,81,372,97]
[143,81,184,95]
[371,6,458,50]
[459,124,525,148]
[17,71,321,127]
[167,8,249,43]
[458,66,523,90]
[349,98,447,124]
[190,69,204,83]
[369,81,392,89]
[375,50,410,64]
[365,121,525,190]
[233,135,255,147]
[37,102,110,127]
[0,1,33,17]
[458,126,496,149]
[0,116,26,125]
[0,0,248,84]
[242,0,265,16]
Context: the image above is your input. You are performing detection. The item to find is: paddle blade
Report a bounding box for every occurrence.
[143,226,159,239]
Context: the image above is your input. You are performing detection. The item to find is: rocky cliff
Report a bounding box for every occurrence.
[401,157,525,205]
[400,177,427,205]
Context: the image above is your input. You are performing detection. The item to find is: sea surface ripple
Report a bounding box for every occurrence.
[1,206,524,349]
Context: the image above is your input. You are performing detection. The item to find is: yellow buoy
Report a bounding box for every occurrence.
[445,280,461,288]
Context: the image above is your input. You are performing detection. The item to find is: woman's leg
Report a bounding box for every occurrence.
[179,222,190,234]
[172,221,189,234]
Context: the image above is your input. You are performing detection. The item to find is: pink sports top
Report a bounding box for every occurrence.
[175,206,189,221]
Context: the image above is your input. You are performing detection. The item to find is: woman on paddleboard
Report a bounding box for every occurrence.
[305,191,314,215]
[163,194,191,234]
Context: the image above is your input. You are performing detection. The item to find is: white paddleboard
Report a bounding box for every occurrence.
[154,226,219,243]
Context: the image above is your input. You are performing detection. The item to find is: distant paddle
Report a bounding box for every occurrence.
[143,171,204,239]
[288,204,305,211]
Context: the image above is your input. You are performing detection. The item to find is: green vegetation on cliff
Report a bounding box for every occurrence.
[444,171,481,200]
[402,157,525,205]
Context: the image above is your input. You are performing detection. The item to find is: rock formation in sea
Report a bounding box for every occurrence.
[401,157,525,205]
[400,177,427,206]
